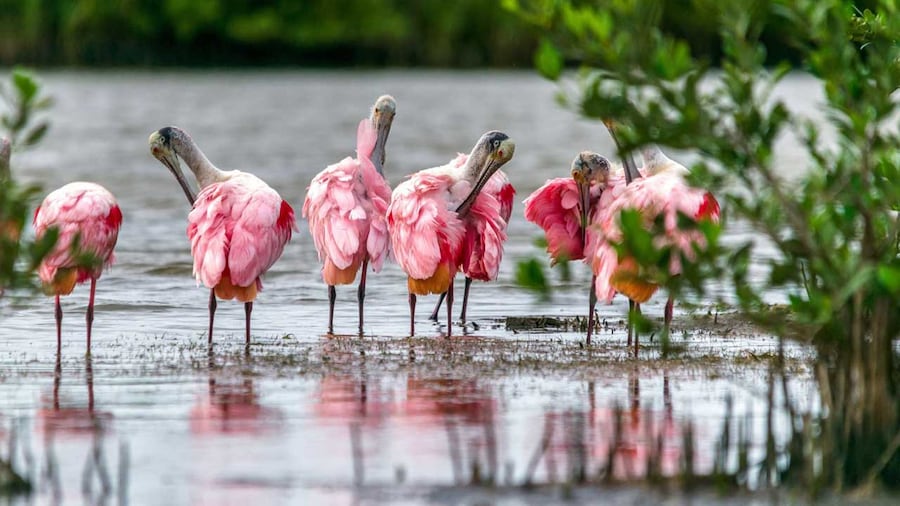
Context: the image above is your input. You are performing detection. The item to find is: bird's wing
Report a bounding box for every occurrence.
[460,189,507,281]
[485,170,516,224]
[34,183,121,283]
[523,178,585,264]
[190,178,294,289]
[387,172,465,280]
[303,158,368,271]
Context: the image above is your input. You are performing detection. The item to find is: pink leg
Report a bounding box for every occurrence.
[409,293,417,336]
[327,285,336,334]
[357,260,368,336]
[459,277,472,324]
[244,302,252,346]
[587,275,597,346]
[446,280,454,338]
[55,294,63,353]
[86,278,97,353]
[207,289,217,346]
[664,294,674,330]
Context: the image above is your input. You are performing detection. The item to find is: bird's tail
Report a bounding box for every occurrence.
[610,258,658,303]
[43,268,78,296]
[407,263,453,296]
[214,271,258,302]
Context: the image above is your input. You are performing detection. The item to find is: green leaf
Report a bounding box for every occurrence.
[12,69,38,103]
[534,38,563,80]
[877,264,900,294]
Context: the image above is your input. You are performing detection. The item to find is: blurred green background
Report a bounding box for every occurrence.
[2,0,876,68]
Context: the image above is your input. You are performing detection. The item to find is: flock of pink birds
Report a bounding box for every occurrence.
[3,95,719,354]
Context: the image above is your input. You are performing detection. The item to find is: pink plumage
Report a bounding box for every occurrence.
[387,165,468,292]
[592,157,720,304]
[524,177,603,264]
[33,181,122,351]
[302,118,392,285]
[34,182,121,292]
[187,172,296,302]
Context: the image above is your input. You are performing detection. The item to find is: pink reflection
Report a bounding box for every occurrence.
[404,378,495,423]
[315,375,393,424]
[190,374,280,435]
[36,356,112,437]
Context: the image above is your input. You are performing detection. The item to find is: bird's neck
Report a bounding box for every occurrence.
[462,148,488,183]
[175,138,223,188]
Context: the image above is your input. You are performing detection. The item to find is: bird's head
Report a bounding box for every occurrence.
[571,151,610,237]
[149,126,196,205]
[370,95,397,174]
[457,131,516,218]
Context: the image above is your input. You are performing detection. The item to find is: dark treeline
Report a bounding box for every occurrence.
[0,0,875,68]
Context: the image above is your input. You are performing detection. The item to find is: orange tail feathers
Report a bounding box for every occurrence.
[610,258,658,303]
[44,268,78,296]
[322,258,361,286]
[214,271,258,303]
[407,263,453,296]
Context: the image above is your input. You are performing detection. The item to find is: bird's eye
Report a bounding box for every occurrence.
[493,140,500,149]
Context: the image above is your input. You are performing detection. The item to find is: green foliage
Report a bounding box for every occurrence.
[0,68,52,148]
[0,70,54,300]
[0,0,539,67]
[515,257,550,299]
[511,0,900,493]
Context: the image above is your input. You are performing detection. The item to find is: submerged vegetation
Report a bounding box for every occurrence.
[510,0,900,494]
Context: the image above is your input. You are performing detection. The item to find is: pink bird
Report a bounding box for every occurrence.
[33,182,122,353]
[149,126,297,346]
[387,131,515,337]
[428,160,516,325]
[524,151,614,344]
[303,95,396,335]
[592,145,720,352]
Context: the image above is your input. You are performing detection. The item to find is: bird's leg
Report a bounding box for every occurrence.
[634,303,642,357]
[244,302,253,347]
[459,277,472,325]
[408,293,417,336]
[328,285,337,334]
[357,260,368,336]
[428,292,447,322]
[55,294,63,353]
[587,275,597,346]
[446,279,454,338]
[207,289,217,347]
[627,299,634,348]
[664,294,674,332]
[86,278,97,354]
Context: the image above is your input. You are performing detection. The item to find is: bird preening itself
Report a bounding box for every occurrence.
[303,95,396,335]
[524,151,612,344]
[592,145,720,353]
[387,131,515,337]
[149,126,297,346]
[33,182,122,353]
[427,154,515,327]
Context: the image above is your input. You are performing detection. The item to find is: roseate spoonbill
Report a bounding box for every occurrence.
[593,145,720,353]
[428,162,516,326]
[524,151,612,344]
[387,131,515,337]
[149,126,297,346]
[33,182,122,353]
[303,95,396,335]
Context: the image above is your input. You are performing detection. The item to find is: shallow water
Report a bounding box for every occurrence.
[0,70,822,505]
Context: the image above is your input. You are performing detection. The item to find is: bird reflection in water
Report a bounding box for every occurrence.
[537,369,682,484]
[404,377,498,484]
[37,355,112,436]
[189,357,281,435]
